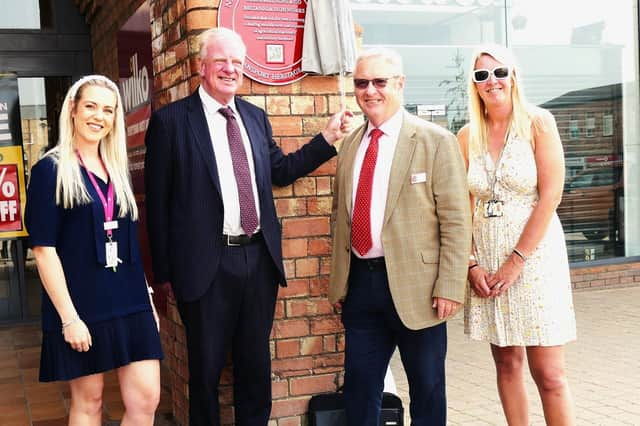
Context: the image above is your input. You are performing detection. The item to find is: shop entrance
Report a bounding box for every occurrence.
[0,0,91,322]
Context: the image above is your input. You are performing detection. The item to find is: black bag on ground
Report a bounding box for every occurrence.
[308,390,404,426]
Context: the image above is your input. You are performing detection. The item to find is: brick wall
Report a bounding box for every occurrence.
[571,261,640,290]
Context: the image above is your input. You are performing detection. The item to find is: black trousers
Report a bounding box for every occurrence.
[177,239,279,426]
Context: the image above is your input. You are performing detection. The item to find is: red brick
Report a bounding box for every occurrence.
[308,157,337,176]
[282,238,308,259]
[276,198,307,217]
[272,379,289,399]
[290,374,336,396]
[310,316,343,335]
[293,177,316,196]
[291,95,314,115]
[316,176,332,195]
[295,257,319,277]
[283,258,295,279]
[314,96,328,114]
[302,116,329,136]
[313,353,345,368]
[271,116,303,136]
[278,417,302,426]
[307,197,333,216]
[272,357,314,375]
[300,336,323,355]
[320,257,332,275]
[274,300,285,320]
[272,319,309,339]
[252,80,296,95]
[276,339,301,358]
[309,276,330,297]
[267,96,291,115]
[272,185,293,198]
[282,217,330,238]
[278,279,310,298]
[301,76,340,94]
[323,335,336,352]
[287,299,334,318]
[270,396,310,418]
[186,9,216,31]
[308,238,332,256]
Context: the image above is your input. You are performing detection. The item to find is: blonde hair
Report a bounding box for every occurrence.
[43,75,138,219]
[466,44,542,155]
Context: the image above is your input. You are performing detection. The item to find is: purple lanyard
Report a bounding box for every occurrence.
[76,151,115,239]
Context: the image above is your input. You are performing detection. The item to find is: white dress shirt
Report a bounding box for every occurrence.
[199,87,261,236]
[351,109,403,258]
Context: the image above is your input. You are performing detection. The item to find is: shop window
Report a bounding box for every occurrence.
[351,0,639,264]
[585,112,596,137]
[569,114,580,139]
[603,112,613,137]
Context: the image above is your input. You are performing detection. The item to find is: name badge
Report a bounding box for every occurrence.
[104,220,118,231]
[411,172,427,184]
[483,200,504,218]
[105,241,122,270]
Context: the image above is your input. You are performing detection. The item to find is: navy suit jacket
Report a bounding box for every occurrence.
[144,91,337,302]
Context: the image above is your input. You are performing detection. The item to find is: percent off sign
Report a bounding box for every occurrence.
[0,164,20,226]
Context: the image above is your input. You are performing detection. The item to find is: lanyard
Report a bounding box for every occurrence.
[76,151,115,239]
[484,128,511,200]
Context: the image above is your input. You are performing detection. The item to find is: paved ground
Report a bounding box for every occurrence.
[390,286,640,425]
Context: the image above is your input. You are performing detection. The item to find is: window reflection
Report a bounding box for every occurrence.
[350,0,638,263]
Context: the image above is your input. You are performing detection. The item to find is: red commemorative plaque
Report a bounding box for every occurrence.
[218,0,307,85]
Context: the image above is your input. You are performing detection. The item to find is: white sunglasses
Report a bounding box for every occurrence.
[472,66,511,83]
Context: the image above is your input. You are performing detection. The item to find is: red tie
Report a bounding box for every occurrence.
[351,128,383,256]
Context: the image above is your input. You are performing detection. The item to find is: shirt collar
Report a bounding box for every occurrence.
[365,108,404,139]
[198,86,239,116]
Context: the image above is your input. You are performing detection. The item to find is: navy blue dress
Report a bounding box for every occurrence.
[25,156,163,382]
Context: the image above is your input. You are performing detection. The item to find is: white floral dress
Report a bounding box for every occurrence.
[464,132,577,346]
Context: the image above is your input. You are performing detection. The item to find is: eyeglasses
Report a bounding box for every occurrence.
[353,76,400,90]
[472,66,511,83]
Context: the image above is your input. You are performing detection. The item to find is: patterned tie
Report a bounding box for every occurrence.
[218,107,259,236]
[351,128,383,256]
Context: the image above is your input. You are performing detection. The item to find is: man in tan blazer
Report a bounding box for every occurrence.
[329,48,471,425]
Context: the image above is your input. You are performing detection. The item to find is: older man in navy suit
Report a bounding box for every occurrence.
[144,27,350,426]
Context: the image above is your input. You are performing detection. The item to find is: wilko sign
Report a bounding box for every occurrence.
[0,147,27,237]
[218,0,307,85]
[117,3,152,148]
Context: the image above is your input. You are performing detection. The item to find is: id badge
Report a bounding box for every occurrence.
[104,220,118,231]
[106,241,119,269]
[483,200,504,218]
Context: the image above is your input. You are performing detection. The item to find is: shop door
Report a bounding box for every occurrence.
[0,75,70,322]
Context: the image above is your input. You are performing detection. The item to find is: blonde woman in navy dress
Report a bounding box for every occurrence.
[25,75,163,426]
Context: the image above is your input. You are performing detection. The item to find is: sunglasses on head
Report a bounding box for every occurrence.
[353,76,400,90]
[472,66,511,83]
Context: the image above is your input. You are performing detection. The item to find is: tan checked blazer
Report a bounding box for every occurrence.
[329,110,472,330]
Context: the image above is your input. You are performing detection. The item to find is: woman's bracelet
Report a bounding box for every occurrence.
[61,316,79,333]
[512,248,527,262]
[468,263,479,271]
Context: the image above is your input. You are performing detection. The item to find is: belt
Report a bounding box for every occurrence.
[222,231,263,247]
[352,255,386,270]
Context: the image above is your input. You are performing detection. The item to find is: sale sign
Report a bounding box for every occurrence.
[0,146,27,237]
